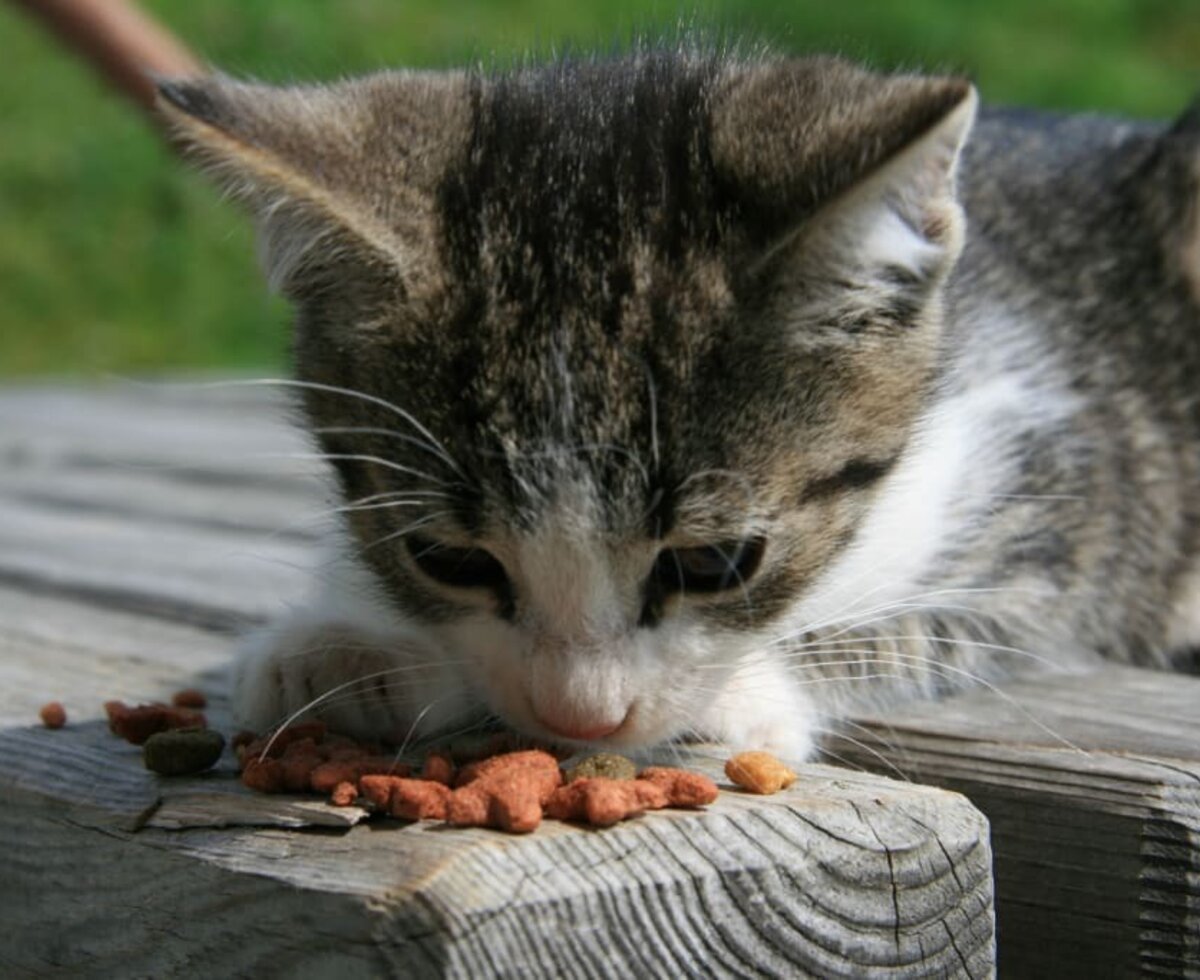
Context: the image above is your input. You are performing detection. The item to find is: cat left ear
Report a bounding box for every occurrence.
[156,72,469,297]
[713,59,977,312]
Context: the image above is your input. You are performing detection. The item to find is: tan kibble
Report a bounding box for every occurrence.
[725,751,798,795]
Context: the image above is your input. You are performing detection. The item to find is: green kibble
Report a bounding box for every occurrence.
[143,727,226,776]
[565,753,637,783]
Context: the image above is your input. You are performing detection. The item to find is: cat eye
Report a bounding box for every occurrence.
[652,537,766,595]
[405,534,509,593]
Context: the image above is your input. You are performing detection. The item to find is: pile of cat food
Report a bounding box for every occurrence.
[44,692,799,834]
[234,721,722,833]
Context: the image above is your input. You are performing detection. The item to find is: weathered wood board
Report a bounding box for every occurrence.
[835,668,1200,978]
[6,378,1200,976]
[0,381,996,978]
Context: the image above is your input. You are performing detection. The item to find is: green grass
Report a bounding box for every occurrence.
[2,0,1196,377]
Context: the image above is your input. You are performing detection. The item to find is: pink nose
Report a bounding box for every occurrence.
[535,712,624,742]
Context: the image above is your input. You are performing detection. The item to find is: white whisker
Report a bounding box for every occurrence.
[158,377,466,479]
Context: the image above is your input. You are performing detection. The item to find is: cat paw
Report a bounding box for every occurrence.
[702,660,817,763]
[230,615,467,742]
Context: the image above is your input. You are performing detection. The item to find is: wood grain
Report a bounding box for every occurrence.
[834,667,1200,978]
[0,735,994,978]
[0,382,1002,976]
[0,574,996,975]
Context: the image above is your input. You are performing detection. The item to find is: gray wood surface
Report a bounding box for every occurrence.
[0,381,997,978]
[834,669,1200,977]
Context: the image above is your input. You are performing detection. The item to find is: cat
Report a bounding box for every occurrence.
[157,48,1200,761]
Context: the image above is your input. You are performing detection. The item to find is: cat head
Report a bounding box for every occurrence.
[160,51,975,749]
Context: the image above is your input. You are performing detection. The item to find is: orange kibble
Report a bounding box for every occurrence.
[358,775,451,820]
[454,748,560,787]
[638,766,720,807]
[39,701,67,729]
[309,756,409,793]
[445,751,563,833]
[280,743,322,792]
[357,774,400,810]
[725,751,798,795]
[445,784,492,826]
[103,700,206,745]
[421,750,455,786]
[544,778,668,826]
[240,757,286,793]
[330,781,359,807]
[389,779,453,821]
[170,688,207,709]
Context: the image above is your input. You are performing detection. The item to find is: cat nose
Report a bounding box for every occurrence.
[544,719,622,741]
[534,707,629,742]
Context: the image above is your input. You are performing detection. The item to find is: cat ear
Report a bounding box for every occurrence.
[156,72,469,296]
[712,59,976,324]
[1158,95,1200,302]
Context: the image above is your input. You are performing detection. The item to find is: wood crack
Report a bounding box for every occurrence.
[850,800,901,951]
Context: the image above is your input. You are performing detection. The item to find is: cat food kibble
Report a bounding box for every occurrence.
[235,719,328,763]
[279,738,324,791]
[565,752,637,782]
[143,728,226,776]
[309,756,409,793]
[170,688,208,709]
[361,775,454,820]
[544,777,668,826]
[234,720,408,794]
[104,699,206,745]
[420,750,455,786]
[39,701,67,729]
[725,751,798,795]
[240,757,286,793]
[447,749,564,833]
[638,766,720,806]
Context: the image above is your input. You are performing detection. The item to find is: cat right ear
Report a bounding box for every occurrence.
[712,59,976,327]
[156,72,469,297]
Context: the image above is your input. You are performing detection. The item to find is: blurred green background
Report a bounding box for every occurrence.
[2,0,1197,377]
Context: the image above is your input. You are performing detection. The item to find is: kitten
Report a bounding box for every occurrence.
[158,50,1200,761]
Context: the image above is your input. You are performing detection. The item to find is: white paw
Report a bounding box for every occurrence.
[702,658,816,764]
[231,614,473,742]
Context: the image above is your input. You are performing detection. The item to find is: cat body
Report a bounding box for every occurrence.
[159,51,1200,759]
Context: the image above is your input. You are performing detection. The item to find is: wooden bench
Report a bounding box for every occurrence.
[0,381,1193,976]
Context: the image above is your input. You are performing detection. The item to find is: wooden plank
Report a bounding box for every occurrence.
[0,577,996,975]
[0,381,327,490]
[0,739,995,978]
[833,667,1200,978]
[0,587,368,832]
[0,495,314,628]
[0,462,329,539]
[0,586,233,716]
